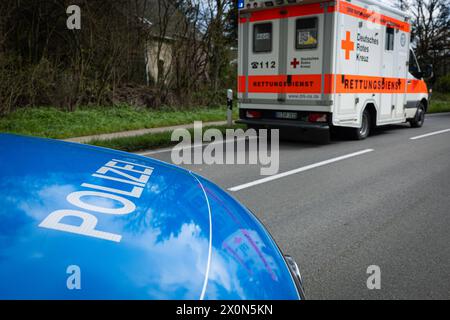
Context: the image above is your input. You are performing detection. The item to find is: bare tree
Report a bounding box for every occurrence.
[0,0,238,113]
[397,0,450,81]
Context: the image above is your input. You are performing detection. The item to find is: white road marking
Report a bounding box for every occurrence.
[228,149,374,192]
[191,173,213,300]
[136,136,258,156]
[410,128,450,140]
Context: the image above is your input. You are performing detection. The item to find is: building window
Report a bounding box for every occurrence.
[296,17,318,50]
[253,23,272,53]
[385,27,395,51]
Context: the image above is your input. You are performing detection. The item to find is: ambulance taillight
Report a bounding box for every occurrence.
[246,110,262,119]
[308,113,328,123]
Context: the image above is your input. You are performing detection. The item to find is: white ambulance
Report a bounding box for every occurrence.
[237,0,432,140]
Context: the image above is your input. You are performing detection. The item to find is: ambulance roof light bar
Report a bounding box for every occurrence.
[239,0,323,11]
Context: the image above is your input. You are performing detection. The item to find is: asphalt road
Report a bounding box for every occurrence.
[138,113,450,299]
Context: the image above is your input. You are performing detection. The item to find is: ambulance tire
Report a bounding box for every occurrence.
[409,102,426,128]
[350,109,371,140]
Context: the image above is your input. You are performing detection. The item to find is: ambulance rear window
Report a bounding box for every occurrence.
[253,23,272,53]
[296,17,318,50]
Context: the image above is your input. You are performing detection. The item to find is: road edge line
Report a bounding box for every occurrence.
[228,148,375,192]
[410,128,450,140]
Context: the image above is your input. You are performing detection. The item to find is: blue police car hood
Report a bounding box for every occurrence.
[0,134,299,300]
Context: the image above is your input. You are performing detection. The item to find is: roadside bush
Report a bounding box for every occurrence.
[191,87,227,108]
[0,54,26,115]
[26,58,59,107]
[0,56,84,113]
[434,74,450,93]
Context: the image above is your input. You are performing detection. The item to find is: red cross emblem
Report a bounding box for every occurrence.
[341,31,354,60]
[290,58,300,68]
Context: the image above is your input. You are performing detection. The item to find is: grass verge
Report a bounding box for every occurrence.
[429,92,450,113]
[0,104,238,139]
[87,124,247,153]
[2,92,447,141]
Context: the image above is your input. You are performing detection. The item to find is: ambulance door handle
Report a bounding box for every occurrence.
[287,75,292,84]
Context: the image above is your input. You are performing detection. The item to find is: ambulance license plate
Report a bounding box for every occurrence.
[275,112,297,120]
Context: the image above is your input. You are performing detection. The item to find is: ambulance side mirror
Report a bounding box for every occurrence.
[422,64,433,80]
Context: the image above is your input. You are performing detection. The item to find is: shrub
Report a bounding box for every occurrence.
[434,74,450,93]
[0,54,26,115]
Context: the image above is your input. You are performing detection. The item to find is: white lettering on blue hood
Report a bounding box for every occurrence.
[39,159,153,242]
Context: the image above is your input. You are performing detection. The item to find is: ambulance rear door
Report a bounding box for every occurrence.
[240,11,281,104]
[285,4,327,104]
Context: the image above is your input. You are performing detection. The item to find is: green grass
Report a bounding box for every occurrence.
[429,92,450,113]
[4,92,446,144]
[88,124,246,153]
[0,104,239,139]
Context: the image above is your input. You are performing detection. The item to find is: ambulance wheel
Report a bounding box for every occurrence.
[409,102,426,128]
[351,109,371,140]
